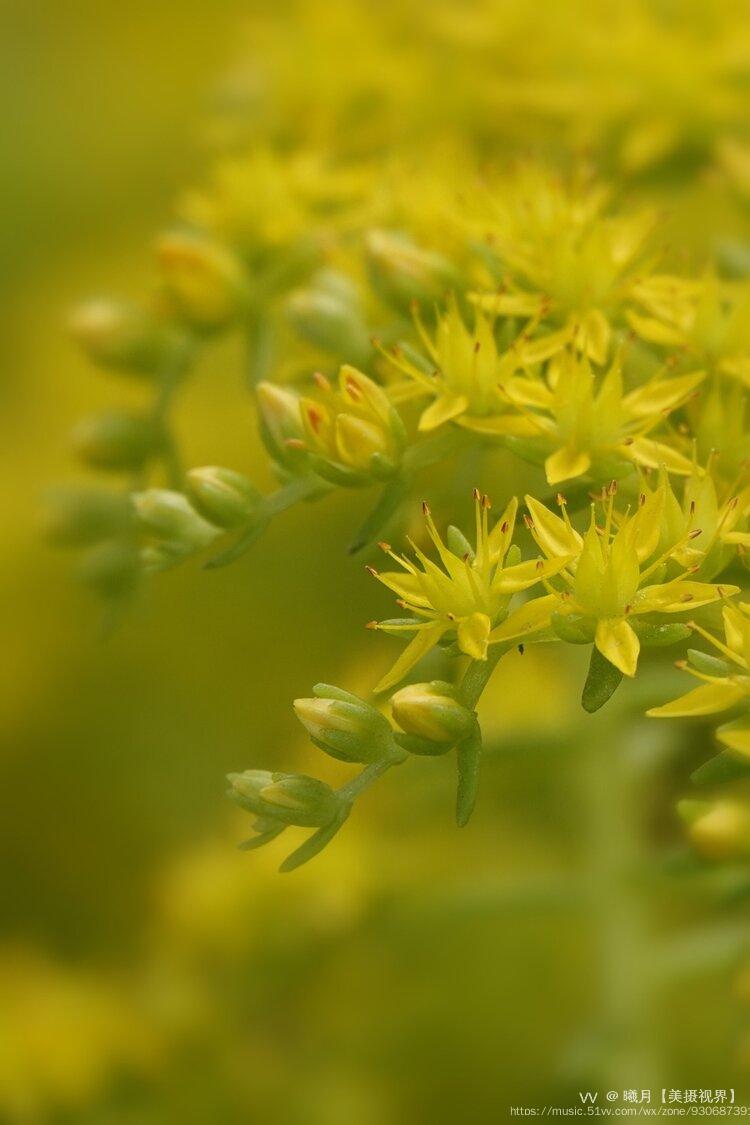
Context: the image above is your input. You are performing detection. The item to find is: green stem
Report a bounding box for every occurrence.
[338,748,408,803]
[150,340,193,489]
[584,716,662,1090]
[244,311,275,389]
[402,427,469,475]
[459,644,508,709]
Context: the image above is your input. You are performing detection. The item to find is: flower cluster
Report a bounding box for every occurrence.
[49,11,750,868]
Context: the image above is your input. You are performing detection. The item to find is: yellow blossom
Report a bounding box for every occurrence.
[469,167,657,365]
[648,604,750,754]
[383,295,536,434]
[522,482,737,677]
[500,348,702,484]
[369,491,572,692]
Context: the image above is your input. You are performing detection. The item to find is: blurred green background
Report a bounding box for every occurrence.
[4,2,750,1121]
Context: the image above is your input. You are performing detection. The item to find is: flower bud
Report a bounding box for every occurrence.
[132,490,219,550]
[293,686,391,763]
[256,381,308,471]
[286,273,371,362]
[334,414,392,474]
[156,232,249,331]
[69,298,183,377]
[44,488,132,547]
[76,541,139,599]
[679,798,750,860]
[186,466,262,529]
[73,412,159,471]
[391,681,475,744]
[227,770,341,827]
[365,229,457,311]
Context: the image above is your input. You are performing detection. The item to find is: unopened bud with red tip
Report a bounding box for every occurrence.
[69,298,184,377]
[293,684,392,763]
[156,232,249,331]
[256,381,308,471]
[391,681,476,745]
[186,466,263,529]
[227,770,341,827]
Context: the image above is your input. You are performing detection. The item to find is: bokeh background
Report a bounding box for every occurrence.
[5,1,750,1121]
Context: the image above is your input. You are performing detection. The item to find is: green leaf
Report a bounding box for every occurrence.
[456,729,482,827]
[581,645,624,713]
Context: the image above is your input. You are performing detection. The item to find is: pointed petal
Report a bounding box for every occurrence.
[626,310,685,347]
[647,681,747,717]
[457,612,491,660]
[493,554,572,593]
[375,623,447,693]
[717,720,750,757]
[418,393,469,432]
[524,495,583,557]
[545,445,592,485]
[636,580,738,613]
[623,370,704,418]
[488,594,558,643]
[625,436,694,475]
[595,617,640,677]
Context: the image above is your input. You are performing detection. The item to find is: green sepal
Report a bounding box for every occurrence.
[393,731,453,757]
[279,806,351,873]
[551,612,595,644]
[581,645,624,713]
[447,525,474,559]
[238,819,287,850]
[691,749,750,787]
[634,621,692,648]
[687,648,731,676]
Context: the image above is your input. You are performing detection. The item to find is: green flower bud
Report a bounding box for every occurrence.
[132,490,219,550]
[293,685,391,763]
[256,381,308,472]
[76,541,139,598]
[391,681,475,745]
[73,412,159,472]
[286,271,371,362]
[365,229,458,311]
[227,770,341,827]
[69,298,183,377]
[44,488,132,547]
[186,466,263,529]
[156,232,249,331]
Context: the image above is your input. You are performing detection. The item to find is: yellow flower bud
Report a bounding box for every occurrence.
[156,232,249,331]
[391,681,475,744]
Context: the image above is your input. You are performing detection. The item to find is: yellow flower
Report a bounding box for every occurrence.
[500,348,702,484]
[469,167,656,365]
[648,604,750,755]
[524,482,737,677]
[628,274,750,387]
[292,365,405,485]
[368,491,572,692]
[637,460,750,580]
[383,295,536,434]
